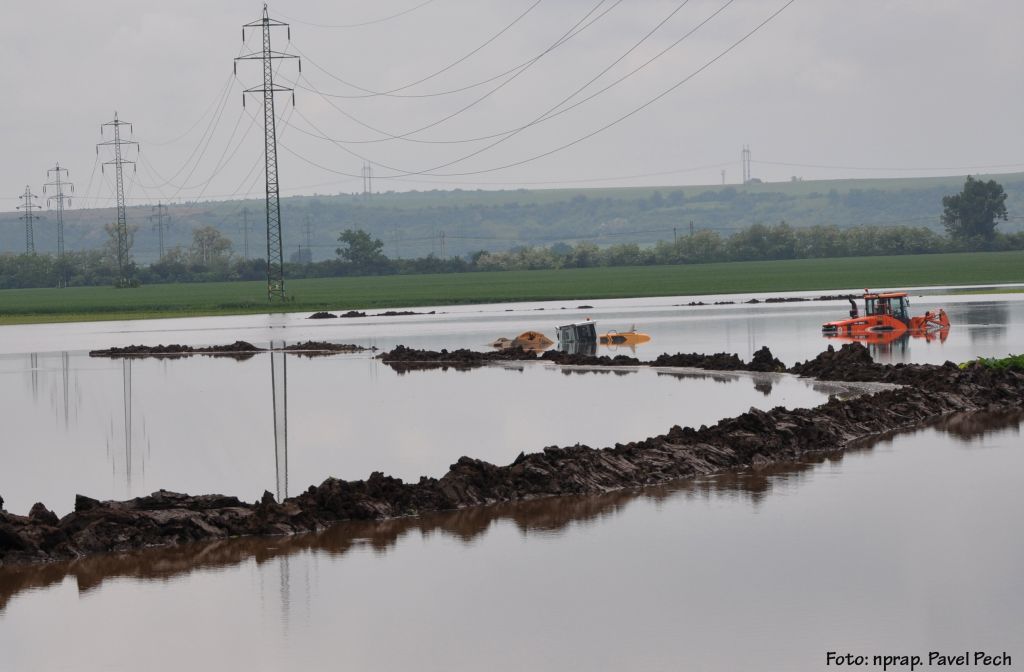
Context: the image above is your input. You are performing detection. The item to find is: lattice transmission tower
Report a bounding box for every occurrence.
[43,165,74,270]
[240,207,251,260]
[149,202,170,260]
[362,162,373,197]
[98,113,139,287]
[16,186,41,254]
[235,5,300,302]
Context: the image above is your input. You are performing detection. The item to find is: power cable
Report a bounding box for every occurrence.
[287,0,618,143]
[285,0,546,98]
[288,1,618,102]
[140,75,236,147]
[291,0,705,149]
[753,159,1024,172]
[138,76,239,191]
[281,0,796,180]
[392,0,734,171]
[194,106,261,201]
[410,0,799,178]
[271,0,439,29]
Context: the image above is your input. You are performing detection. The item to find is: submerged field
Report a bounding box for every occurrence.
[2,250,1023,324]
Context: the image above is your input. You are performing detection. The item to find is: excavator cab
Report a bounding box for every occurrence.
[864,292,909,324]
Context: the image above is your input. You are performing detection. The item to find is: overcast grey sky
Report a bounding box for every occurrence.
[2,0,1022,212]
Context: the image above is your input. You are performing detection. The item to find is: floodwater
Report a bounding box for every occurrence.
[1,287,1023,671]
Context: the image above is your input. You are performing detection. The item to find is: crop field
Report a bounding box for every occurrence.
[1,250,1023,324]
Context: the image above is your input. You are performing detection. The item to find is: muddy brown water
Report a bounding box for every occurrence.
[1,289,1023,670]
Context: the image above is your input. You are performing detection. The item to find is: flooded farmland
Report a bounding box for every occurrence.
[1,288,1022,671]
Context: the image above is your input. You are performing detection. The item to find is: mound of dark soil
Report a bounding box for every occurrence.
[89,341,263,358]
[281,341,374,353]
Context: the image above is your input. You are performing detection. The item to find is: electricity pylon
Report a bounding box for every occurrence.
[16,186,41,254]
[43,165,74,270]
[235,5,300,302]
[149,202,169,260]
[240,206,251,260]
[98,113,139,287]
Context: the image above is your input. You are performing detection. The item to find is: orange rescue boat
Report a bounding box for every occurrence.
[822,290,949,337]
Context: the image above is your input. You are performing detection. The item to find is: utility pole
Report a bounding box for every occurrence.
[240,207,251,260]
[149,202,169,260]
[98,112,139,287]
[741,145,752,184]
[43,165,74,271]
[236,4,300,302]
[721,169,726,185]
[439,230,446,260]
[17,186,41,254]
[689,220,694,237]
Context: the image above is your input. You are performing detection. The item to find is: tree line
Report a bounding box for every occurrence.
[0,176,1017,289]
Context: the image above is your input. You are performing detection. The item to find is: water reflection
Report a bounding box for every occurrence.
[559,367,636,377]
[656,370,738,385]
[59,352,72,429]
[27,353,38,403]
[934,408,1024,443]
[954,301,1009,342]
[4,409,1018,616]
[102,359,152,490]
[271,343,289,501]
[823,328,949,362]
[27,351,81,430]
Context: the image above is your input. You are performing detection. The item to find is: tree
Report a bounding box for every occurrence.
[942,176,1008,241]
[336,228,388,273]
[102,221,137,267]
[102,222,139,285]
[190,226,233,264]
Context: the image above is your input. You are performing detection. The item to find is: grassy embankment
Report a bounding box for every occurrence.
[1,250,1023,325]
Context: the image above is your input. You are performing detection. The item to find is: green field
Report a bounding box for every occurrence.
[2,250,1023,325]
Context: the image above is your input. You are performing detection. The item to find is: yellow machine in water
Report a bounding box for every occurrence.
[598,326,651,346]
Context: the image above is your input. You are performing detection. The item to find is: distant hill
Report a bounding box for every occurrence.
[3,172,1023,264]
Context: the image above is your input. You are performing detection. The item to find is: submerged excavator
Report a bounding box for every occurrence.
[821,290,949,337]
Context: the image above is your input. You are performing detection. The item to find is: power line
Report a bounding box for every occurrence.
[279,0,797,181]
[410,0,799,178]
[271,0,439,29]
[394,0,736,174]
[336,0,542,97]
[752,159,1024,173]
[288,0,614,101]
[141,74,236,147]
[287,0,619,144]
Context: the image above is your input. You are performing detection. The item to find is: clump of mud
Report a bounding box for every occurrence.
[90,341,374,359]
[90,341,263,359]
[282,341,375,353]
[377,344,785,373]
